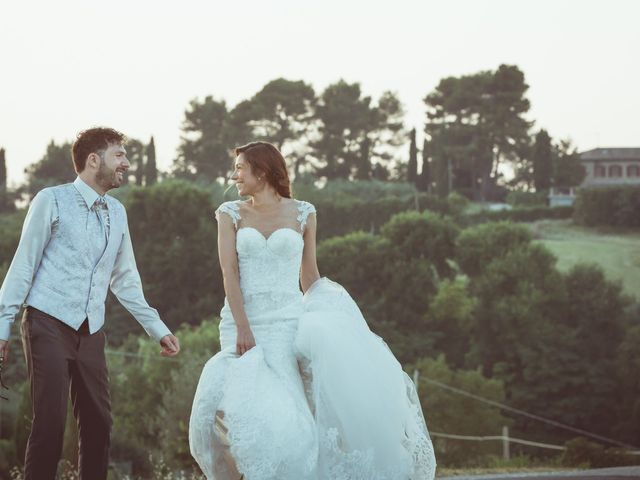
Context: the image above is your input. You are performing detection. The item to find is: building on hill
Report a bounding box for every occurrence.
[580,148,640,187]
[549,147,640,207]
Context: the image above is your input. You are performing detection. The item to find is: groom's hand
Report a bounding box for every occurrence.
[160,335,180,357]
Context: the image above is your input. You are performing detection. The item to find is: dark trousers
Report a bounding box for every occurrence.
[21,307,112,480]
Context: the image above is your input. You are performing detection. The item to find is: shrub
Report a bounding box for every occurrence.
[456,222,532,278]
[574,186,640,228]
[561,437,639,468]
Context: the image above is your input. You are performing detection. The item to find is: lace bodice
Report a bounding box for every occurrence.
[215,199,316,306]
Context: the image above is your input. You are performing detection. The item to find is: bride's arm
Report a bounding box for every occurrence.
[217,214,255,354]
[300,213,321,293]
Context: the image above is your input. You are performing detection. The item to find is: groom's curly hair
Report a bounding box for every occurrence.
[72,127,126,173]
[234,142,292,198]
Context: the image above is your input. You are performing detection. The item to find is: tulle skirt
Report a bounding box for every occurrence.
[189,278,436,480]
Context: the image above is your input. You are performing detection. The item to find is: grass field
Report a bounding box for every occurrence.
[528,220,640,300]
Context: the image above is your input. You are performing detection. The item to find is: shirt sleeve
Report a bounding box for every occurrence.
[0,190,55,341]
[109,210,172,341]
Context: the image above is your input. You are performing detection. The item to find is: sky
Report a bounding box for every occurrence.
[1,0,639,187]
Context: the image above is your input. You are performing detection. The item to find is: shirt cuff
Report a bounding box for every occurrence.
[147,322,172,342]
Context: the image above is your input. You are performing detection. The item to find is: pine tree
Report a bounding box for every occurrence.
[146,136,158,185]
[407,128,418,184]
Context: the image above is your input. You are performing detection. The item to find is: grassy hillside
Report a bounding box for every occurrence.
[528,220,640,300]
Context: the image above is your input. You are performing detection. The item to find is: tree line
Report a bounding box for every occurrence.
[0,64,587,210]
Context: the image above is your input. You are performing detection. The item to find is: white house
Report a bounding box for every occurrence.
[548,148,640,207]
[579,148,640,186]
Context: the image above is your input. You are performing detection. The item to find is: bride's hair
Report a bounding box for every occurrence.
[234,142,292,198]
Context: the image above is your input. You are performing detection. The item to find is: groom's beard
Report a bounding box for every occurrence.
[96,159,120,190]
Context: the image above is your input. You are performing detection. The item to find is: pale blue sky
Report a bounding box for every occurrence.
[1,0,638,186]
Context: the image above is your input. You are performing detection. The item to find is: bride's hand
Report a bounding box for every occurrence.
[236,325,256,356]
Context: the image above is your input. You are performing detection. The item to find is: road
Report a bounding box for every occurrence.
[439,466,640,480]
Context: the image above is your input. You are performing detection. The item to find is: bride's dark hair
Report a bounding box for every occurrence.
[234,142,292,198]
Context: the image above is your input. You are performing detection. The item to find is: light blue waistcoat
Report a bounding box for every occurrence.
[26,183,126,333]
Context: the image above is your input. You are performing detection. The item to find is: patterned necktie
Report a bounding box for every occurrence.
[94,196,110,239]
[90,197,110,263]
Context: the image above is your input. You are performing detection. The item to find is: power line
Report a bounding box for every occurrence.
[419,375,639,450]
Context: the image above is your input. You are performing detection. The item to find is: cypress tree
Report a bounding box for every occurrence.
[146,136,158,185]
[533,129,552,191]
[0,148,6,192]
[408,128,418,184]
[0,148,9,212]
[417,138,431,192]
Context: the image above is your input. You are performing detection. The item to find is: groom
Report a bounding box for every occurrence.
[0,127,180,479]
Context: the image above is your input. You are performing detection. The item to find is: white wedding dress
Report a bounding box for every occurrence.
[189,199,436,480]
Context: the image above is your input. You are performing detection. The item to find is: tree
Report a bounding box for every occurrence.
[23,140,75,199]
[119,180,222,330]
[464,243,567,401]
[317,211,458,362]
[555,264,630,435]
[431,138,450,198]
[246,78,317,177]
[513,132,585,192]
[424,65,532,201]
[416,138,431,192]
[109,320,221,473]
[616,314,640,445]
[127,138,145,186]
[412,355,511,466]
[312,80,404,180]
[425,279,477,368]
[552,139,585,187]
[456,221,532,278]
[380,210,458,280]
[532,129,552,191]
[455,221,632,443]
[0,148,14,212]
[145,136,158,185]
[374,91,406,177]
[173,96,234,182]
[407,128,418,184]
[0,148,6,190]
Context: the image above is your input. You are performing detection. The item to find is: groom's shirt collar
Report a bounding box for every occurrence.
[74,176,105,210]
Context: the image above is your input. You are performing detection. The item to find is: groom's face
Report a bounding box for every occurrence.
[95,143,130,191]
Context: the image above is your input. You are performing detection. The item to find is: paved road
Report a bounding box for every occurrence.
[439,466,640,480]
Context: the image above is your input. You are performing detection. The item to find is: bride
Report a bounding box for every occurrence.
[189,142,436,480]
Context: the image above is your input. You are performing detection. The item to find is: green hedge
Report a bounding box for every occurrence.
[461,205,573,226]
[310,193,452,240]
[506,190,549,207]
[573,186,640,228]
